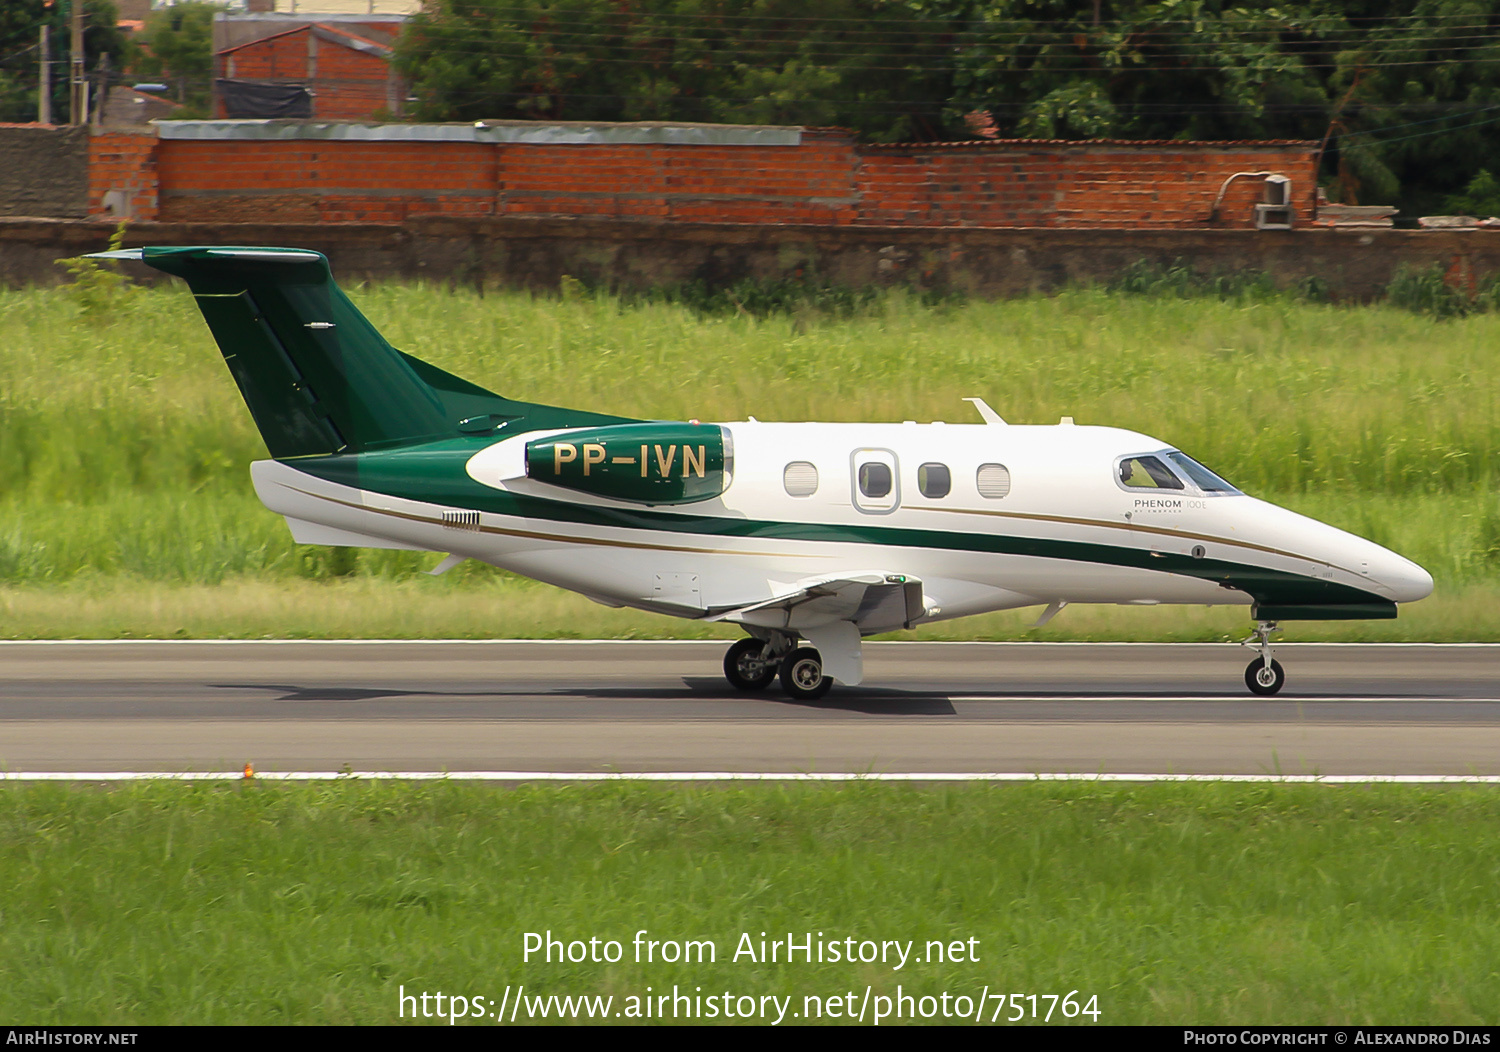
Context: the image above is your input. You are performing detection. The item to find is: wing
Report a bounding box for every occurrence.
[707,573,926,635]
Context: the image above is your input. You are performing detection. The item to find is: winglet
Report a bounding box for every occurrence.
[83,248,144,261]
[963,397,1007,425]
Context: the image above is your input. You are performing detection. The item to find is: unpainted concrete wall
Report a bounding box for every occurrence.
[0,126,90,219]
[3,217,1497,302]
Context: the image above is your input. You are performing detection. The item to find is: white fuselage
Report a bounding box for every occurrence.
[253,420,1433,631]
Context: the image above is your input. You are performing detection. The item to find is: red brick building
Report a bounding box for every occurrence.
[215,22,403,120]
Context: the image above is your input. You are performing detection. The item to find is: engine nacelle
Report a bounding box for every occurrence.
[525,423,732,505]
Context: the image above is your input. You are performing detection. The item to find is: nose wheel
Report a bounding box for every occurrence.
[1241,620,1285,695]
[1244,658,1286,695]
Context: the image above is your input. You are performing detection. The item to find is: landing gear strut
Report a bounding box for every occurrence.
[1241,620,1285,696]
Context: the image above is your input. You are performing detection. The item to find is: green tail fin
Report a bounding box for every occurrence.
[131,246,483,457]
[135,247,462,457]
[114,246,632,458]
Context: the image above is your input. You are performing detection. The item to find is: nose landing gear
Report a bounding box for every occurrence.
[1241,621,1285,695]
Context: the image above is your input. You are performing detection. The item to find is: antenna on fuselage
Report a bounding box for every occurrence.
[963,397,1007,425]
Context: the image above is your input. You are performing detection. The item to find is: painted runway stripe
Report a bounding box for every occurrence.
[0,639,1496,648]
[5,771,1500,783]
[943,695,1496,703]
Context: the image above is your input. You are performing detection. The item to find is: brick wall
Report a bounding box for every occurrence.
[311,41,393,119]
[89,131,160,221]
[496,130,861,225]
[856,142,1315,228]
[90,121,1318,230]
[221,31,308,81]
[158,139,495,223]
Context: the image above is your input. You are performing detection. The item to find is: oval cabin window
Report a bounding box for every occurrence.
[918,463,951,499]
[976,463,1012,499]
[783,461,819,497]
[858,462,893,499]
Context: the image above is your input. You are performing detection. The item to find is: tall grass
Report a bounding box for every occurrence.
[4,279,1496,500]
[1,280,1495,613]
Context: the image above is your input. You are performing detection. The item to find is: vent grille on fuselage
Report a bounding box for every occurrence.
[783,461,819,497]
[442,510,481,531]
[976,463,1012,499]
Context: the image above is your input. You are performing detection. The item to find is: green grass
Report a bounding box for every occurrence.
[2,280,1496,637]
[7,280,1500,498]
[1,780,1497,1025]
[0,573,1495,643]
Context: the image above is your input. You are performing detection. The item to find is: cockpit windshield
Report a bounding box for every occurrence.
[1164,452,1240,494]
[1116,451,1241,495]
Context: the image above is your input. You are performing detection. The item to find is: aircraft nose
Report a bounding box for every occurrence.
[1374,550,1434,604]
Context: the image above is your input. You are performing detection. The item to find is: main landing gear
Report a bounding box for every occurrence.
[722,636,832,701]
[1241,620,1286,696]
[723,637,778,692]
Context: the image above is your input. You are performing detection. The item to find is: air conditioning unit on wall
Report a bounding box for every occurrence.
[1255,175,1293,229]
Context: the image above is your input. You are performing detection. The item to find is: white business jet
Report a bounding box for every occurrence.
[96,246,1433,698]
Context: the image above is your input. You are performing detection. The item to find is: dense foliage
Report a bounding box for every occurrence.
[3,1,1498,215]
[127,0,218,117]
[0,0,124,123]
[396,0,1500,216]
[392,0,962,141]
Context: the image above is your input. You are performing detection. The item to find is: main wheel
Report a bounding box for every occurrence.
[780,646,832,700]
[723,638,777,692]
[1244,658,1286,696]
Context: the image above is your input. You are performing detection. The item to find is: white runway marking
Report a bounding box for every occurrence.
[2,639,1497,648]
[944,695,1493,703]
[6,771,1500,784]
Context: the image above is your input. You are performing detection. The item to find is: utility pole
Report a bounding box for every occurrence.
[38,25,51,124]
[69,0,84,125]
[92,51,108,127]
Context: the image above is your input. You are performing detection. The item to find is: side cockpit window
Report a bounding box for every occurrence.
[1118,455,1184,490]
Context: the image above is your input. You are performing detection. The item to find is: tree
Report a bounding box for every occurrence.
[937,0,1343,142]
[940,0,1500,215]
[129,1,220,117]
[0,0,125,124]
[387,0,1500,215]
[393,0,966,141]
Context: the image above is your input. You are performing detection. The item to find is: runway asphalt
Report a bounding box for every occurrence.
[1,641,1497,776]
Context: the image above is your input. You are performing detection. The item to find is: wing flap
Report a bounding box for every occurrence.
[708,573,924,633]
